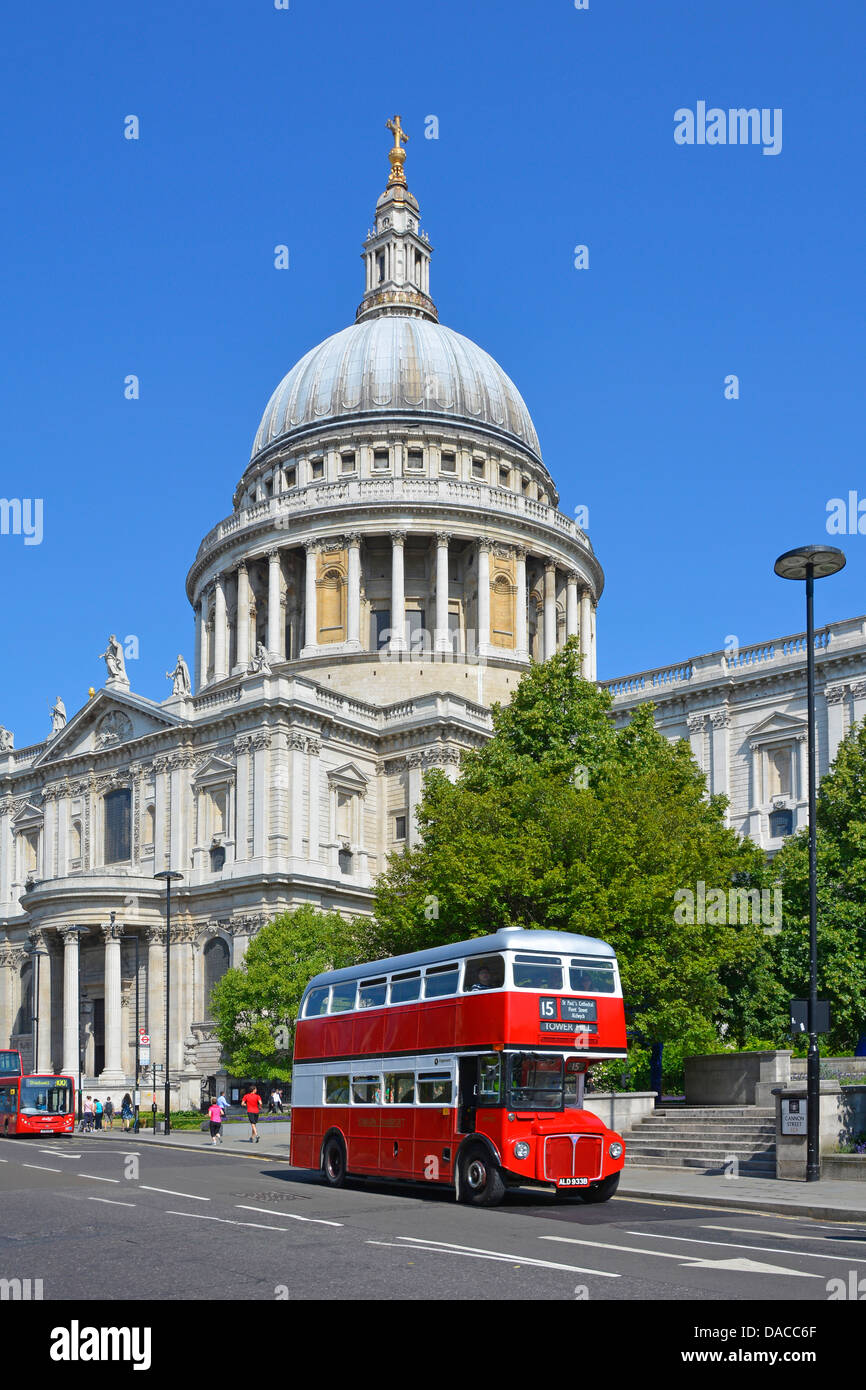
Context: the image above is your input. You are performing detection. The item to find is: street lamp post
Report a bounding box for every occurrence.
[154,870,183,1135]
[774,544,846,1182]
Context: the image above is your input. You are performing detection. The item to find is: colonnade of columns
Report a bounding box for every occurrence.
[196,532,598,688]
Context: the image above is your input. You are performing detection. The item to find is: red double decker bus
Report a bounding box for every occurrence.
[0,1050,75,1137]
[289,928,628,1206]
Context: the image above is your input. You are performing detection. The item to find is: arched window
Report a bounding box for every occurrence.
[143,805,155,848]
[767,746,793,799]
[203,938,230,1017]
[104,789,131,864]
[70,819,82,862]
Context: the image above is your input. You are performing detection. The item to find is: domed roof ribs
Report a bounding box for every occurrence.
[356,117,438,325]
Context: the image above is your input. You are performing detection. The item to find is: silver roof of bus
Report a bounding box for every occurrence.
[302,928,616,996]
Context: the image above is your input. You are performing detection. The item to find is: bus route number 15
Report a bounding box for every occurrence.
[539,997,558,1020]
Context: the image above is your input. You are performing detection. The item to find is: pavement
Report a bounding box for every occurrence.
[86,1123,866,1222]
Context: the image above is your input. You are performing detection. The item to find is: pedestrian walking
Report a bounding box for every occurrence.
[104,1096,115,1130]
[207,1099,223,1145]
[93,1098,104,1131]
[241,1085,262,1143]
[120,1094,133,1132]
[267,1087,282,1115]
[81,1095,94,1134]
[217,1090,229,1119]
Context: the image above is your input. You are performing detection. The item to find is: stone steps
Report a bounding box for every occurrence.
[623,1105,777,1177]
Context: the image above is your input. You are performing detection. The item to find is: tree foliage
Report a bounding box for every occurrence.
[371,640,769,1054]
[210,905,370,1079]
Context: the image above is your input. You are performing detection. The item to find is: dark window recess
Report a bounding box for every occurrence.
[371,609,391,650]
[394,815,407,841]
[373,449,390,470]
[440,451,456,472]
[406,449,424,469]
[104,789,131,864]
[311,459,324,479]
[338,847,353,874]
[210,845,226,872]
[285,467,297,488]
[769,809,794,838]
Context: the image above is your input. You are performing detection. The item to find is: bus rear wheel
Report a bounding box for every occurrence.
[580,1172,620,1204]
[321,1135,347,1189]
[458,1143,506,1207]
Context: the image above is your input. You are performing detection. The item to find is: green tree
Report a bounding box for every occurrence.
[371,641,769,1065]
[210,905,368,1079]
[762,721,866,1052]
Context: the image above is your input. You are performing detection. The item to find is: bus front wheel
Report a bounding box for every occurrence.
[457,1143,506,1207]
[580,1172,620,1204]
[321,1135,347,1189]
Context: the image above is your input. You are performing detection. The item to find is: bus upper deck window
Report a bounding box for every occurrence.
[389,972,421,1004]
[424,964,459,999]
[568,958,616,994]
[304,986,331,1017]
[358,978,387,1009]
[331,983,358,1013]
[513,953,563,990]
[464,954,505,992]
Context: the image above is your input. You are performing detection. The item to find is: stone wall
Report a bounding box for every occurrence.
[685,1050,792,1106]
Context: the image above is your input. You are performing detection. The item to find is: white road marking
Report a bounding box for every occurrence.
[76,1174,120,1183]
[369,1235,619,1278]
[39,1150,82,1159]
[140,1185,209,1201]
[625,1228,866,1266]
[165,1210,294,1231]
[702,1224,866,1246]
[88,1197,136,1208]
[22,1163,61,1173]
[235,1205,342,1227]
[541,1235,821,1279]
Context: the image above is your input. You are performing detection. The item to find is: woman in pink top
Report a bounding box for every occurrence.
[208,1100,223,1145]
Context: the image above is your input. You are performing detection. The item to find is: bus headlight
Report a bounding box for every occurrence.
[513,1141,531,1160]
[608,1141,623,1159]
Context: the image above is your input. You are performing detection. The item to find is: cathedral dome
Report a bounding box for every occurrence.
[250,315,541,463]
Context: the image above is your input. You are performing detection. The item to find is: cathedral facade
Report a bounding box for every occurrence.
[1,126,863,1106]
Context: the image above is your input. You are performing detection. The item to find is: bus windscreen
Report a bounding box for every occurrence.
[19,1078,73,1116]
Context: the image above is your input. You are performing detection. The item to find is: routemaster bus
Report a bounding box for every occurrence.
[289,927,628,1206]
[0,1049,76,1137]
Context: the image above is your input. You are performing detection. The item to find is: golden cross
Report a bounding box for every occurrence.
[386,115,409,151]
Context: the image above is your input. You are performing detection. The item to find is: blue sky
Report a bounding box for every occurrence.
[1,1,863,746]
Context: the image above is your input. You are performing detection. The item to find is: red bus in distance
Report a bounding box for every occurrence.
[0,1050,75,1136]
[290,927,627,1206]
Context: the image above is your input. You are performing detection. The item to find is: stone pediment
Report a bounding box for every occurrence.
[747,710,807,743]
[32,690,186,768]
[327,761,369,789]
[12,800,43,827]
[192,755,236,785]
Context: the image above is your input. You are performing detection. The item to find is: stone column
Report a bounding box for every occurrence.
[0,796,13,910]
[198,589,210,691]
[687,713,706,771]
[101,919,124,1082]
[42,788,57,881]
[543,562,557,659]
[435,532,451,654]
[477,541,491,656]
[0,948,12,1048]
[566,572,579,640]
[303,541,318,654]
[347,534,362,650]
[289,733,306,860]
[153,755,170,872]
[213,575,227,681]
[852,679,866,730]
[710,709,730,821]
[233,734,252,864]
[29,931,53,1073]
[234,563,251,673]
[170,753,191,873]
[267,551,283,659]
[825,684,847,765]
[590,602,598,682]
[407,754,424,848]
[390,532,407,652]
[194,602,202,693]
[145,928,164,1063]
[59,926,83,1077]
[307,737,321,862]
[515,547,529,662]
[252,731,270,861]
[579,588,592,679]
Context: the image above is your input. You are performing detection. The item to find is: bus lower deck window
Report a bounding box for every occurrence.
[384,1073,415,1104]
[325,1075,350,1104]
[352,1076,380,1104]
[417,1074,452,1104]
